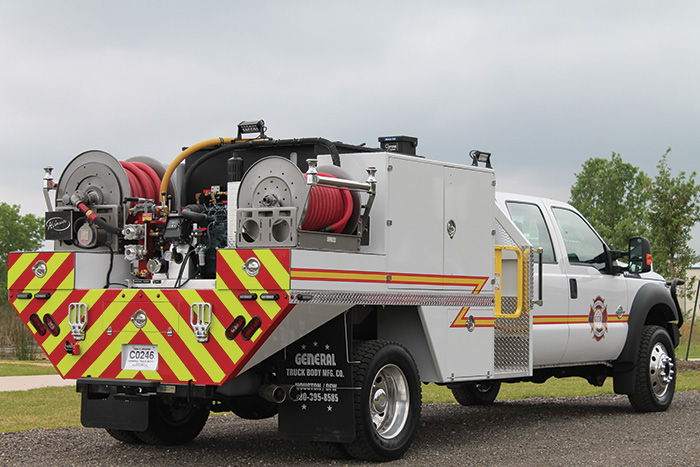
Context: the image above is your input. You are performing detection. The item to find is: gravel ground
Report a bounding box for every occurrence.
[1,391,699,466]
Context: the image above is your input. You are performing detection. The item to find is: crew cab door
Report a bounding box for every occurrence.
[503,200,569,365]
[550,207,628,363]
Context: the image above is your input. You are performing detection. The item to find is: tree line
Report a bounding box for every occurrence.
[570,148,700,298]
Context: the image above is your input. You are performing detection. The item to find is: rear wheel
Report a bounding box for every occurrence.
[628,325,676,412]
[344,340,421,462]
[135,396,210,445]
[451,381,501,406]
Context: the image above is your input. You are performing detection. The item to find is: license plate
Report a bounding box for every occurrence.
[121,344,158,371]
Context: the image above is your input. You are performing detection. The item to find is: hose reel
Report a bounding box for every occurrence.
[235,157,375,250]
[52,150,172,250]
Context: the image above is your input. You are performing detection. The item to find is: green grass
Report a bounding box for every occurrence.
[0,360,57,377]
[678,321,700,359]
[0,386,80,432]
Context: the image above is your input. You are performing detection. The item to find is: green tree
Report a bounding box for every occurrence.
[648,148,700,295]
[0,203,43,359]
[570,152,651,250]
[0,203,44,297]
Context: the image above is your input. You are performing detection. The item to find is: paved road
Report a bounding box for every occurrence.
[2,391,699,466]
[0,375,75,391]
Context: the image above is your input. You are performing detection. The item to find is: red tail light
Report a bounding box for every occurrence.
[241,316,262,341]
[43,314,60,337]
[225,316,246,340]
[29,313,47,336]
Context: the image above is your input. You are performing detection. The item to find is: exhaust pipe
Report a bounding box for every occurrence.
[258,384,286,404]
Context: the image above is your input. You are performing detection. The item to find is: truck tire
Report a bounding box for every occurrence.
[344,340,421,462]
[105,429,144,444]
[135,396,210,445]
[229,395,278,420]
[628,325,676,412]
[451,381,501,406]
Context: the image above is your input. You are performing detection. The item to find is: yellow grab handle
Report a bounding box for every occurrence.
[494,245,524,319]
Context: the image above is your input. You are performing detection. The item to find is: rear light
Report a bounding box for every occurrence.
[35,292,51,300]
[43,314,60,337]
[29,313,47,336]
[260,293,279,301]
[16,292,32,299]
[225,316,246,340]
[241,316,262,341]
[238,293,257,301]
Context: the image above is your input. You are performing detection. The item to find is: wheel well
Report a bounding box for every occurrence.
[352,305,440,383]
[645,303,678,346]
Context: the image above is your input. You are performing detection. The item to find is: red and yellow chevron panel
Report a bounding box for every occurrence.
[8,249,293,386]
[8,252,75,291]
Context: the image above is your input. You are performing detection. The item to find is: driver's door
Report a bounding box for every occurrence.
[551,207,629,363]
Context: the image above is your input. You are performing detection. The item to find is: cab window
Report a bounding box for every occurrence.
[551,207,606,270]
[505,202,556,262]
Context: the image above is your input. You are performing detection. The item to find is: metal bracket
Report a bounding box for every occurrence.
[190,303,212,343]
[68,302,88,341]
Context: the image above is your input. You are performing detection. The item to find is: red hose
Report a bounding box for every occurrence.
[131,162,161,199]
[120,161,161,201]
[302,173,354,233]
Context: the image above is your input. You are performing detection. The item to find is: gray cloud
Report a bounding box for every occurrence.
[1,0,698,250]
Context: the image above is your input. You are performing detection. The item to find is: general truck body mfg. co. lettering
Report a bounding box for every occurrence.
[8,122,683,461]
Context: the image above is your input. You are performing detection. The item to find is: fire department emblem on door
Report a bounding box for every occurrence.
[588,296,608,341]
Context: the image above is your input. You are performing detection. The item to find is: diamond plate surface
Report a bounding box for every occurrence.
[289,290,495,307]
[494,247,533,376]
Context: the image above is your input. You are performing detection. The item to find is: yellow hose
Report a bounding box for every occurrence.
[159,137,238,204]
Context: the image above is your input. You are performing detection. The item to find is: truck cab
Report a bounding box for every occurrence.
[496,192,681,406]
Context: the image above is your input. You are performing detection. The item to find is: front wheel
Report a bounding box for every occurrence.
[451,381,501,406]
[344,340,421,462]
[628,325,676,412]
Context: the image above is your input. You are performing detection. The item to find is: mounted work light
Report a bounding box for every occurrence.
[237,119,268,139]
[470,150,492,169]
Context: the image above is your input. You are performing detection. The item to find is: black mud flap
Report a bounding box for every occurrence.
[277,313,355,443]
[80,392,150,431]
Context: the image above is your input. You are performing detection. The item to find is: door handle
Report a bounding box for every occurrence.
[569,278,578,299]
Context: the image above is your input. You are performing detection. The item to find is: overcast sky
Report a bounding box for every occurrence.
[1,1,698,252]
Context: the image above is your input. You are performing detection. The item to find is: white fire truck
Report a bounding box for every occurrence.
[8,121,684,461]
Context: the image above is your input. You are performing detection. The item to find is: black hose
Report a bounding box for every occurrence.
[175,247,196,288]
[93,216,122,236]
[180,137,347,206]
[180,209,208,224]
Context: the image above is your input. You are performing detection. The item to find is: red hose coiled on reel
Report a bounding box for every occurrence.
[302,173,354,233]
[120,161,162,201]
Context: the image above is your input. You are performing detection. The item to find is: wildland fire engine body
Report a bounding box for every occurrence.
[8,121,684,461]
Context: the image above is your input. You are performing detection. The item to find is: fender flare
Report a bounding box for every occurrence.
[613,282,680,395]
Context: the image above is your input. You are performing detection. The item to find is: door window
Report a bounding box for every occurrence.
[505,202,556,262]
[552,207,606,270]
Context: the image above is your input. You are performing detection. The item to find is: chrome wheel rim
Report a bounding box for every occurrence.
[649,342,675,398]
[369,364,410,440]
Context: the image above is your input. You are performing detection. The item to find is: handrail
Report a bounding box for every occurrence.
[494,245,524,319]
